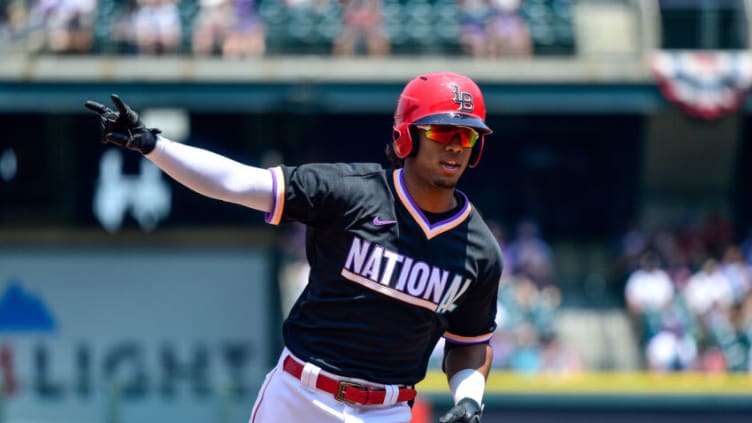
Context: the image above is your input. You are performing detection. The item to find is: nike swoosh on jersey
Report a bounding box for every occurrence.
[372,216,398,226]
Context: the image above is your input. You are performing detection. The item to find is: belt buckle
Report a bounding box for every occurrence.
[335,381,363,405]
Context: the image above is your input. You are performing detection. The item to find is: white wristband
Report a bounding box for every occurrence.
[448,369,485,405]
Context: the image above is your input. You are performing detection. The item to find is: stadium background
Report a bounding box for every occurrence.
[1,0,752,422]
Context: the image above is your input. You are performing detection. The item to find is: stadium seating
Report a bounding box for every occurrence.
[520,0,575,55]
[85,0,576,56]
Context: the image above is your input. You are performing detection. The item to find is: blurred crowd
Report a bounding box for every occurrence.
[427,219,582,373]
[486,219,582,373]
[0,0,555,57]
[618,214,752,373]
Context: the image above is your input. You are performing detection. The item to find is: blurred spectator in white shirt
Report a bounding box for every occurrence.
[624,251,675,316]
[28,0,96,53]
[133,0,181,54]
[191,0,229,55]
[683,258,734,317]
[645,318,698,372]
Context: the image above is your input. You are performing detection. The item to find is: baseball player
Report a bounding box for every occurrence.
[85,71,502,423]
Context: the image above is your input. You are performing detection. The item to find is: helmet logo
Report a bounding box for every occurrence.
[451,84,474,112]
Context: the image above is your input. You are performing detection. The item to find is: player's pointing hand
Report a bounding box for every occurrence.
[85,94,161,155]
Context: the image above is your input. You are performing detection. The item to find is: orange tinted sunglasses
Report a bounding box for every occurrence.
[416,125,480,148]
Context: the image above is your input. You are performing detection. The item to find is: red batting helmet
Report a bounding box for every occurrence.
[393,72,492,168]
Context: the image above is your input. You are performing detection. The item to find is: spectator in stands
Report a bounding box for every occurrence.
[617,219,647,271]
[683,258,734,318]
[458,0,492,56]
[614,218,752,373]
[493,274,568,371]
[720,245,752,305]
[624,250,676,355]
[28,0,97,53]
[532,283,561,339]
[132,0,182,55]
[611,219,647,298]
[507,219,554,287]
[645,317,698,372]
[192,0,265,58]
[110,0,140,54]
[718,303,751,372]
[663,236,696,292]
[486,0,531,57]
[221,0,264,58]
[332,0,389,56]
[624,251,674,317]
[191,0,230,55]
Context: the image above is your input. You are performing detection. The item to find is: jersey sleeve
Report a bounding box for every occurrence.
[444,248,503,345]
[265,164,346,227]
[266,163,385,228]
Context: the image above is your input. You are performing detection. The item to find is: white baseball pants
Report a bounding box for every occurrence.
[248,348,413,423]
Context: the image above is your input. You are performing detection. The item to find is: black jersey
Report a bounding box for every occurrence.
[266,163,503,385]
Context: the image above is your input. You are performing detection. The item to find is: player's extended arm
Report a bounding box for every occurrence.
[85,94,274,212]
[438,342,492,423]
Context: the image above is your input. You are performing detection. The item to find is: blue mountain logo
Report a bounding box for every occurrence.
[0,280,56,332]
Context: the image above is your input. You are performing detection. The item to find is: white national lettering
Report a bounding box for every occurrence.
[344,237,371,273]
[380,250,403,285]
[341,236,471,313]
[424,267,449,303]
[406,262,429,296]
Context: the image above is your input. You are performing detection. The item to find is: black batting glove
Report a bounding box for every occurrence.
[438,398,482,423]
[85,94,161,155]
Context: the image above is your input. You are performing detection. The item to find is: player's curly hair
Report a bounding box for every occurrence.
[384,127,420,168]
[384,143,404,168]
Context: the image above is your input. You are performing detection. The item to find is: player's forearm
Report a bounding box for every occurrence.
[147,136,274,212]
[444,343,492,405]
[445,343,492,378]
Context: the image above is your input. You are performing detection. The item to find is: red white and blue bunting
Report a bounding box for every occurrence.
[651,50,752,119]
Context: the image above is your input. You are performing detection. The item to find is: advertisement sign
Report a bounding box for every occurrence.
[0,248,273,423]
